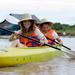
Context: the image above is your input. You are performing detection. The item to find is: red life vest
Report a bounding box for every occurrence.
[19,32,40,47]
[45,29,55,45]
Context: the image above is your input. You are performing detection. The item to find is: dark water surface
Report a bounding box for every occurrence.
[0,37,75,75]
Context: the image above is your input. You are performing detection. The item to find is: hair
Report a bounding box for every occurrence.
[19,20,35,35]
[40,22,49,29]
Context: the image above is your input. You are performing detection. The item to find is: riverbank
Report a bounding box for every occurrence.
[64,30,75,36]
[56,30,75,37]
[0,36,10,39]
[52,23,75,36]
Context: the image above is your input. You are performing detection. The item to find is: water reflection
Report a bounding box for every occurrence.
[0,57,75,75]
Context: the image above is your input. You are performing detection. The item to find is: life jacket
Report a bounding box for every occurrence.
[44,29,55,45]
[19,32,40,47]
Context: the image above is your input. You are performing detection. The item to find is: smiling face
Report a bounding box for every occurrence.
[20,20,35,34]
[22,20,31,29]
[41,24,49,33]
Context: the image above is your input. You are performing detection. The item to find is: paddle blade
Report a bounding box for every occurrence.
[63,49,75,58]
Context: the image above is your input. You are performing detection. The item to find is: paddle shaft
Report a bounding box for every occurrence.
[46,37,71,50]
[0,27,61,51]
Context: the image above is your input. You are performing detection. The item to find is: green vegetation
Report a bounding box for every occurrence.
[0,23,75,36]
[52,23,75,36]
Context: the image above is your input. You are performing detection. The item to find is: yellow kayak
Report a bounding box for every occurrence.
[0,47,63,67]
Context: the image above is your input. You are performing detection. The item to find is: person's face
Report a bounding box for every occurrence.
[41,24,49,33]
[22,20,31,29]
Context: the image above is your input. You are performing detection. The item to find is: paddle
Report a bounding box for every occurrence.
[0,27,75,58]
[46,37,71,50]
[0,27,61,50]
[46,37,75,58]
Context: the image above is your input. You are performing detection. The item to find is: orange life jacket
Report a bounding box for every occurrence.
[44,29,55,45]
[19,32,40,47]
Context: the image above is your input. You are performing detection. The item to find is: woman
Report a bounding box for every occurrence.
[10,14,48,47]
[40,18,63,45]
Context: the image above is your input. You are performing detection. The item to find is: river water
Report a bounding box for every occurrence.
[0,37,75,75]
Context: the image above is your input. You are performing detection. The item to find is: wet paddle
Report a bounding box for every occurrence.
[0,27,75,58]
[46,37,75,58]
[0,27,61,50]
[46,37,71,50]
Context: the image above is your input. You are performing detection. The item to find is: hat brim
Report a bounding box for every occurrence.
[19,19,36,23]
[41,22,53,25]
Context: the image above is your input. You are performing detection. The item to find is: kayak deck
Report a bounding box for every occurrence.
[0,47,63,67]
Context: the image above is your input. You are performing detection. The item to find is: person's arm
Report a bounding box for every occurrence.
[53,31,63,44]
[35,26,48,44]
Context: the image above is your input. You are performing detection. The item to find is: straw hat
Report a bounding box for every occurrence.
[40,18,53,25]
[19,13,36,23]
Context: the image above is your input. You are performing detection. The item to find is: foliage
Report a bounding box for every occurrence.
[52,23,75,36]
[0,23,75,36]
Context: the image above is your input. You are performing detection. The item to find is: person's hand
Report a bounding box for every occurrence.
[57,41,63,47]
[59,41,63,45]
[40,40,45,46]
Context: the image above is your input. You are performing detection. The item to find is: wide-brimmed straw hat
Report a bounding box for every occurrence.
[19,13,36,23]
[40,18,53,25]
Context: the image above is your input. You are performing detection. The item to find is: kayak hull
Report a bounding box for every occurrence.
[0,47,63,67]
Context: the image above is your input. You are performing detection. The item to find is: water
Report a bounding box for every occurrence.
[0,37,75,75]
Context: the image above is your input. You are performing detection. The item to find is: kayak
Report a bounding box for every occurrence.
[0,47,63,67]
